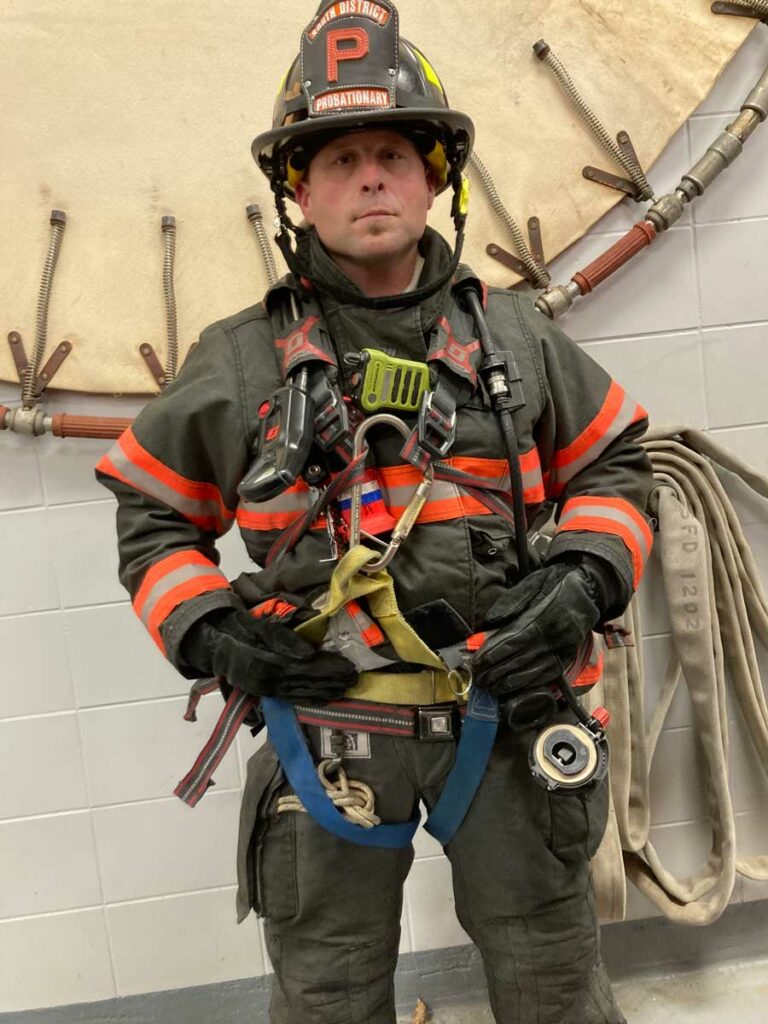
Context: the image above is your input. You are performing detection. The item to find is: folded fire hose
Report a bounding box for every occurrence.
[591,426,768,924]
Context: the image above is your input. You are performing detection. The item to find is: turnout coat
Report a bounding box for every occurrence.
[96,229,654,677]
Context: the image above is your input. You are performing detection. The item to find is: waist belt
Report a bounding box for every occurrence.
[294,698,467,739]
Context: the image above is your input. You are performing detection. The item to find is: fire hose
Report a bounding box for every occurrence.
[591,427,768,924]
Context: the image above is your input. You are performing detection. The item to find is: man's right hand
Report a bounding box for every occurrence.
[180,607,358,701]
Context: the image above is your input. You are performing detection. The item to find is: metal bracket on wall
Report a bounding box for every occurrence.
[7,331,72,398]
[139,342,167,389]
[583,131,645,200]
[487,216,547,286]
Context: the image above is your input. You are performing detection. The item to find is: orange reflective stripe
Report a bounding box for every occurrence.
[237,482,329,532]
[557,496,653,589]
[549,384,647,497]
[97,428,234,533]
[379,452,545,522]
[465,632,487,651]
[250,598,297,619]
[345,599,386,647]
[133,550,231,653]
[134,550,214,619]
[572,649,604,688]
[553,382,624,467]
[147,576,230,652]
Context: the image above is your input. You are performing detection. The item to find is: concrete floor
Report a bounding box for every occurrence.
[398,957,768,1023]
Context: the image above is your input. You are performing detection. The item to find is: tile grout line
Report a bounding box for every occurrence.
[0,884,241,925]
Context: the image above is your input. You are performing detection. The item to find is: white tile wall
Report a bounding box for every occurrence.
[0,508,59,615]
[79,697,241,807]
[0,611,75,718]
[0,812,102,918]
[711,423,768,476]
[0,713,88,818]
[37,433,115,506]
[702,323,768,429]
[65,601,187,707]
[728,717,768,815]
[647,728,709,827]
[641,634,695,732]
[696,220,768,328]
[107,888,262,996]
[0,909,115,1012]
[2,25,768,1016]
[581,331,707,429]
[0,432,42,510]
[711,426,768,530]
[91,790,240,902]
[695,26,766,115]
[47,500,125,608]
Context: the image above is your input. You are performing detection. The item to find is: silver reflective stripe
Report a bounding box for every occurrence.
[558,502,651,562]
[521,462,544,494]
[382,478,461,509]
[139,561,227,628]
[552,391,638,491]
[109,442,227,526]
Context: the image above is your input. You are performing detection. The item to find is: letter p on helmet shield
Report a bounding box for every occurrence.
[327,27,370,82]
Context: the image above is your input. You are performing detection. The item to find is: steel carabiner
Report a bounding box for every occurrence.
[349,413,434,572]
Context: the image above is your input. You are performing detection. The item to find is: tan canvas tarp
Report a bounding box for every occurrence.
[0,1,755,394]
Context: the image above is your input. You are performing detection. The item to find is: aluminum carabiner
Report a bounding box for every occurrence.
[349,413,434,572]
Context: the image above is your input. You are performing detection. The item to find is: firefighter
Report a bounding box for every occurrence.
[97,2,652,1021]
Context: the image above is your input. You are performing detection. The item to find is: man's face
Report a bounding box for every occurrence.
[293,129,436,269]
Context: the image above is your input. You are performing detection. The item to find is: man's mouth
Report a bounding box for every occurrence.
[356,209,395,220]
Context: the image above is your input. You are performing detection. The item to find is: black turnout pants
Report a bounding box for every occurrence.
[237,716,625,1024]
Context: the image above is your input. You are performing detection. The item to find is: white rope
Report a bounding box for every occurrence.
[276,759,381,828]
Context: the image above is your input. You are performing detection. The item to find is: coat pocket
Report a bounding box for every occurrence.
[236,743,284,922]
[547,773,609,863]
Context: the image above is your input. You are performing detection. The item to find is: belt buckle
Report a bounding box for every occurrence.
[417,705,456,742]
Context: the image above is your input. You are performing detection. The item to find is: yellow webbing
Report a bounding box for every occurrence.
[296,545,468,705]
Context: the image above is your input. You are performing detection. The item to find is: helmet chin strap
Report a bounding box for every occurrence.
[271,169,467,311]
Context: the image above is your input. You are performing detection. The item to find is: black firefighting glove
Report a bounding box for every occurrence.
[471,555,623,695]
[180,606,358,701]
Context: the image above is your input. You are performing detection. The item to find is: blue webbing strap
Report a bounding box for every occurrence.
[261,695,420,849]
[423,687,499,845]
[261,687,499,850]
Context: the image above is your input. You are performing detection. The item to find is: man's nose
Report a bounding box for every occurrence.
[358,156,386,191]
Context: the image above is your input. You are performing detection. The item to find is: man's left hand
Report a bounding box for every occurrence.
[471,560,614,695]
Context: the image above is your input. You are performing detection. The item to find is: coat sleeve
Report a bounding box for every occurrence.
[516,296,654,605]
[95,320,255,675]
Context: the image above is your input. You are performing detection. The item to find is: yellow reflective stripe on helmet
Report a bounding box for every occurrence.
[424,140,448,189]
[459,174,470,216]
[276,65,291,104]
[286,155,305,191]
[412,46,443,93]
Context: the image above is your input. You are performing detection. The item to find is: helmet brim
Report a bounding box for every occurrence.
[252,106,474,194]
